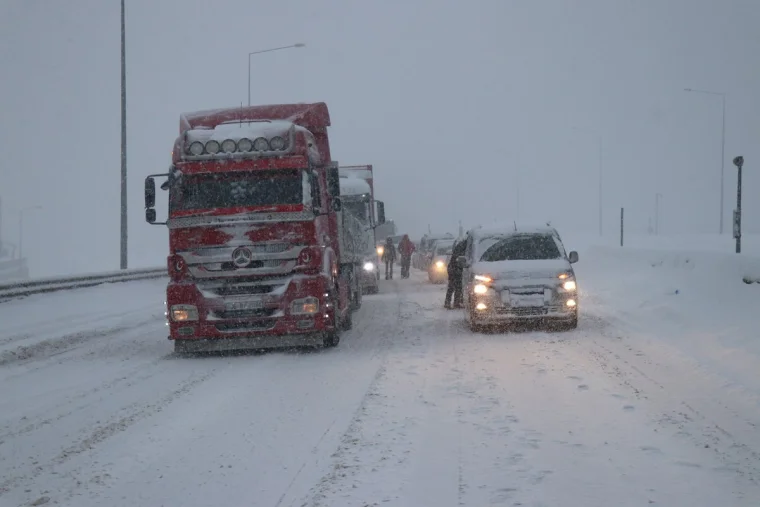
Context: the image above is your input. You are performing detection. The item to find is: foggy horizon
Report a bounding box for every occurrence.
[1,0,758,278]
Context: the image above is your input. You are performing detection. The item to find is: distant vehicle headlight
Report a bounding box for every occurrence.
[377,246,384,255]
[363,262,375,271]
[435,261,445,269]
[473,283,488,294]
[563,280,576,291]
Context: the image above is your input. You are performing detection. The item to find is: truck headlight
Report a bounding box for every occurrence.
[473,283,488,294]
[363,262,375,271]
[291,296,319,315]
[563,280,576,291]
[171,304,199,322]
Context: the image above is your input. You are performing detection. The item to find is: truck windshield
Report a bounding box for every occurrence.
[170,170,303,211]
[342,200,369,222]
[479,234,561,262]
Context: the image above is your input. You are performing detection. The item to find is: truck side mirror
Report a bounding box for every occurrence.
[146,208,157,224]
[326,166,341,197]
[331,197,342,212]
[145,177,156,208]
[568,251,579,264]
[376,201,386,224]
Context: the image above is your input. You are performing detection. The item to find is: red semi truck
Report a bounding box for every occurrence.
[144,102,364,353]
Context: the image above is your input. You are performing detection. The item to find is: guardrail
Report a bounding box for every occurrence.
[0,267,167,302]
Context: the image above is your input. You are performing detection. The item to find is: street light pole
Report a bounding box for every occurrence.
[120,0,128,269]
[684,88,726,234]
[18,206,42,259]
[247,43,306,107]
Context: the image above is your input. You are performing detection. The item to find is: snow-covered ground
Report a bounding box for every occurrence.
[1,235,759,506]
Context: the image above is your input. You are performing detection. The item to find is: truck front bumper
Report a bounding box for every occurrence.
[166,275,337,351]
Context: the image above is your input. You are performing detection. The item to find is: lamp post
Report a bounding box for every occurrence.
[247,43,306,107]
[733,156,744,253]
[19,206,42,259]
[572,127,603,236]
[684,88,726,234]
[120,0,128,269]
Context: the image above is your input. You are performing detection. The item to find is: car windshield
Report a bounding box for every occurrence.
[170,169,304,212]
[479,234,561,262]
[436,244,454,255]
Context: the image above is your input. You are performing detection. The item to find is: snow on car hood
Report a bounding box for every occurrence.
[472,258,571,279]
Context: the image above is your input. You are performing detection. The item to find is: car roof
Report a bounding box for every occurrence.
[469,221,559,240]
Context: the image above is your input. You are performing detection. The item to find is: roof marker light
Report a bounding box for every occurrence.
[270,136,286,151]
[252,137,269,151]
[187,141,204,156]
[221,139,237,153]
[237,138,253,152]
[205,140,220,154]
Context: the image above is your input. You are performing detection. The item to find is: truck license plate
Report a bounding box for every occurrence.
[225,300,264,311]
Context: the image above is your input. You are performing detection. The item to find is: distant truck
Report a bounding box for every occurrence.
[144,102,364,353]
[339,165,387,294]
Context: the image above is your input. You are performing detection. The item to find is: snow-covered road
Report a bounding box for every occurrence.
[1,243,760,506]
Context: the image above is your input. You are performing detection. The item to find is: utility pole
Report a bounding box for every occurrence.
[120,0,128,269]
[598,136,603,236]
[733,156,744,253]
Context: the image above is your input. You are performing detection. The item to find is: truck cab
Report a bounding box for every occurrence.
[144,103,359,353]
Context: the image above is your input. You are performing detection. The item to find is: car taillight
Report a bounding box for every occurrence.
[297,246,322,271]
[168,254,187,281]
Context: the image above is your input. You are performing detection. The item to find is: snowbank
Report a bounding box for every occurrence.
[577,242,760,397]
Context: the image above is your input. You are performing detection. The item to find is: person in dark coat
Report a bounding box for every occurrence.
[398,234,415,279]
[381,236,397,280]
[445,238,467,309]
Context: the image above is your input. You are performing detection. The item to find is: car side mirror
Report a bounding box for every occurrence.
[568,251,579,264]
[457,256,467,268]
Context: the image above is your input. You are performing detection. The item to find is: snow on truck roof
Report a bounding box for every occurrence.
[180,102,330,133]
[184,120,302,144]
[339,176,372,196]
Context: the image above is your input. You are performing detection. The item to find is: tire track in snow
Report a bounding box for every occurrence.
[0,366,220,498]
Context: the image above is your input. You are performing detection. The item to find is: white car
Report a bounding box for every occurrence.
[457,223,579,332]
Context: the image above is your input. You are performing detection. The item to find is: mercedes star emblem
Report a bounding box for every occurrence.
[231,247,253,268]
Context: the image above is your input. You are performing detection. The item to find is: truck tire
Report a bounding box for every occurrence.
[323,295,342,348]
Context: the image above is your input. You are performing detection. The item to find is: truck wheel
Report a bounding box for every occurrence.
[323,296,342,348]
[342,305,353,330]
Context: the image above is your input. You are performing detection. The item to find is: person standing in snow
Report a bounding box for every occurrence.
[398,234,415,279]
[381,236,397,280]
[444,238,467,309]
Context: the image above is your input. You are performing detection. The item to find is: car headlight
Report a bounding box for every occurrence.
[435,261,445,269]
[563,280,577,291]
[474,274,492,283]
[363,262,375,271]
[377,246,384,255]
[171,304,199,322]
[473,283,488,294]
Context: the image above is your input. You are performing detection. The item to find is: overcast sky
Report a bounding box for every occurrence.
[1,0,758,277]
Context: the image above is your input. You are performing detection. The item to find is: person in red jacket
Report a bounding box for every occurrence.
[398,234,415,279]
